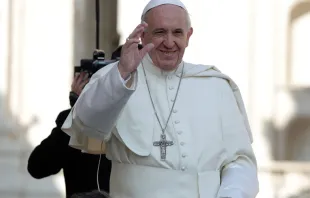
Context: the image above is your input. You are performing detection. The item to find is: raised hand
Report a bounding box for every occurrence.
[71,72,89,95]
[118,22,154,79]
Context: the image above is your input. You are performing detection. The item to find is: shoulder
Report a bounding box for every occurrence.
[211,77,232,91]
[204,78,234,100]
[184,63,232,87]
[186,62,237,93]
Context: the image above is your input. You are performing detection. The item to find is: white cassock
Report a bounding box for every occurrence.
[62,53,259,198]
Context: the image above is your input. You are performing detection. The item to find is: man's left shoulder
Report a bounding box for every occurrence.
[206,76,234,94]
[184,62,236,88]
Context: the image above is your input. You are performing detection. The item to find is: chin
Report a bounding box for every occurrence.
[157,61,179,71]
[149,53,180,70]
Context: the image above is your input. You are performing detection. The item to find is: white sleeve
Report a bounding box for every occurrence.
[61,62,138,141]
[217,80,259,198]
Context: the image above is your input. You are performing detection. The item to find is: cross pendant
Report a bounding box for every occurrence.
[153,134,174,161]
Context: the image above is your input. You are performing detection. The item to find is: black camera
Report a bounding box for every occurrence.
[74,49,119,77]
[74,44,143,77]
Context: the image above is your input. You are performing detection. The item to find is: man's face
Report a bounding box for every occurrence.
[141,4,193,71]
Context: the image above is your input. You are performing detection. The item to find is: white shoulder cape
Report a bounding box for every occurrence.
[63,63,253,154]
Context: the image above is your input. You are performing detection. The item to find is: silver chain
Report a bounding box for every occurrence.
[141,61,184,135]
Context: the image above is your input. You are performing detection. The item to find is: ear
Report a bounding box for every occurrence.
[186,27,193,47]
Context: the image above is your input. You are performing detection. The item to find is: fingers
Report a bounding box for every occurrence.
[124,22,148,49]
[78,78,89,94]
[128,22,148,40]
[71,73,79,90]
[76,72,86,85]
[139,43,154,57]
[71,72,89,94]
[126,38,140,46]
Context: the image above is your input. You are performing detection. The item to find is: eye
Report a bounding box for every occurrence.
[154,31,165,35]
[174,30,184,36]
[152,28,167,36]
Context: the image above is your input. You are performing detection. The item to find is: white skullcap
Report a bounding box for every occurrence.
[141,0,187,20]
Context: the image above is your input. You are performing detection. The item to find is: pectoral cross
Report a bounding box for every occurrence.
[153,134,174,161]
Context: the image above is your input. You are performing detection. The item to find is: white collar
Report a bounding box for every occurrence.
[141,53,184,77]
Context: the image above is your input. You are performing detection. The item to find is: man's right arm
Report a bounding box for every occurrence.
[27,110,71,179]
[62,62,137,141]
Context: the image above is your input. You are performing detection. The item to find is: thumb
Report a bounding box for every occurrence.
[140,43,154,57]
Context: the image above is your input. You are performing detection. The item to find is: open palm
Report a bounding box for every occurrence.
[118,22,154,79]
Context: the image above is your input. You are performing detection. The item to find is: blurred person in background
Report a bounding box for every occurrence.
[27,71,111,198]
[26,46,126,197]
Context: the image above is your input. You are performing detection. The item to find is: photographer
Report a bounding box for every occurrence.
[27,56,119,197]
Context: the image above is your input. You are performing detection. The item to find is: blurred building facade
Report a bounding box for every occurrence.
[0,0,310,197]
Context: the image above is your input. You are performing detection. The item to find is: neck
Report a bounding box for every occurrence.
[144,54,183,76]
[157,64,179,72]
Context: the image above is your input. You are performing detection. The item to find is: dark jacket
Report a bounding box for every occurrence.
[27,46,128,197]
[27,109,111,198]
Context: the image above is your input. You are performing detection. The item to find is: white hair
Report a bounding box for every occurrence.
[141,7,192,30]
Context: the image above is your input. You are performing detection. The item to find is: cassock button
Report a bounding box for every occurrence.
[182,154,187,158]
[181,166,186,171]
[168,76,172,80]
[175,120,180,124]
[177,131,183,135]
[169,86,174,90]
[171,99,175,102]
[180,142,185,146]
[173,109,178,113]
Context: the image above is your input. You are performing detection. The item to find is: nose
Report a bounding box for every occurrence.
[163,33,175,49]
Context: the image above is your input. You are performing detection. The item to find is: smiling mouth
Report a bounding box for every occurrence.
[159,50,177,56]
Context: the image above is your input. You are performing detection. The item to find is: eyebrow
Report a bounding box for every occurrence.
[152,28,184,33]
[152,28,166,33]
[174,28,184,32]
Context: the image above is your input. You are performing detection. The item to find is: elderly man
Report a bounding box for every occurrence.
[62,0,259,197]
